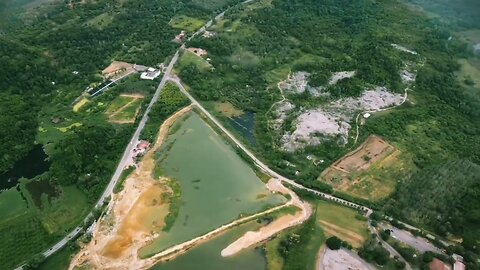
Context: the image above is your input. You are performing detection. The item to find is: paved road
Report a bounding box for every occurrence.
[169,76,373,216]
[380,224,443,254]
[368,224,412,270]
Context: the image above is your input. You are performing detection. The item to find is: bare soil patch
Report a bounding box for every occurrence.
[69,105,193,270]
[318,135,400,200]
[318,221,364,248]
[214,101,244,117]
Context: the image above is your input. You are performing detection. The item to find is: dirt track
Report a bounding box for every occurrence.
[221,178,311,256]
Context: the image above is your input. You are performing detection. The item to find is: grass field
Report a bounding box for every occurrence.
[37,186,89,234]
[86,12,115,30]
[110,98,142,122]
[105,95,134,115]
[177,50,212,72]
[263,65,291,89]
[213,101,244,117]
[38,245,77,270]
[315,200,369,248]
[0,187,29,221]
[73,97,89,112]
[57,122,82,132]
[457,58,480,87]
[169,15,204,32]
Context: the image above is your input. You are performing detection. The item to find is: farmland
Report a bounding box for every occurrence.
[106,94,144,124]
[315,200,369,248]
[319,135,412,201]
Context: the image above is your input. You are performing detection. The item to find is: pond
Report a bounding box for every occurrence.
[0,144,50,192]
[139,112,284,257]
[151,221,266,270]
[227,111,258,148]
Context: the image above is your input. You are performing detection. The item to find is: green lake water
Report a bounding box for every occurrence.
[151,221,266,270]
[139,112,284,257]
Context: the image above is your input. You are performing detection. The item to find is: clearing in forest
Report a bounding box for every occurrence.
[105,94,144,124]
[214,101,244,117]
[315,200,368,248]
[318,135,408,201]
[169,15,204,32]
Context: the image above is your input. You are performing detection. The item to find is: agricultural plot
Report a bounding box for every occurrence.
[169,15,204,32]
[105,94,144,124]
[315,200,369,248]
[318,135,411,201]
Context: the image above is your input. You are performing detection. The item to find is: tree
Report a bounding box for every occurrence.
[326,236,342,250]
[380,229,391,241]
[24,254,45,269]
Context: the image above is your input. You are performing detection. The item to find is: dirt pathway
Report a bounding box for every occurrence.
[221,178,312,256]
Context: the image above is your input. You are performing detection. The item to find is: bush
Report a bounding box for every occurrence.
[326,236,342,250]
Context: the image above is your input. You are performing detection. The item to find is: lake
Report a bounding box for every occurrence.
[152,221,266,270]
[0,144,50,192]
[139,112,284,257]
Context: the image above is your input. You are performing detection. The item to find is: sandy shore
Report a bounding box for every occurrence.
[69,105,193,270]
[221,178,312,256]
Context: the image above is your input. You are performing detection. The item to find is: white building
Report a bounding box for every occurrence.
[140,68,161,80]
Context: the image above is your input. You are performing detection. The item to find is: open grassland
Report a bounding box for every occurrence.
[319,135,413,201]
[0,187,29,221]
[272,215,326,270]
[213,101,244,117]
[315,200,369,248]
[169,15,204,32]
[106,94,144,123]
[105,95,134,115]
[36,186,89,234]
[73,97,89,112]
[176,50,212,72]
[110,98,143,123]
[457,58,480,87]
[57,122,82,132]
[86,12,115,30]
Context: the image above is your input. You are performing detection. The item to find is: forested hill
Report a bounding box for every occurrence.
[0,38,55,172]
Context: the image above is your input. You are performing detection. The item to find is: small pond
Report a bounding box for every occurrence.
[0,145,50,192]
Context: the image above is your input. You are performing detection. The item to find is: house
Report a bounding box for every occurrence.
[102,61,133,79]
[187,47,207,57]
[429,258,451,270]
[140,68,161,80]
[202,30,216,38]
[174,31,187,43]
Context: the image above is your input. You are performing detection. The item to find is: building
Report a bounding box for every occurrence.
[187,47,208,57]
[202,30,217,38]
[429,258,451,270]
[102,61,133,79]
[174,31,186,43]
[140,68,161,80]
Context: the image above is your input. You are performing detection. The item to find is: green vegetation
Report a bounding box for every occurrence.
[177,50,212,72]
[169,15,205,32]
[105,96,134,115]
[141,83,190,142]
[162,178,182,232]
[385,160,480,249]
[315,200,369,247]
[113,167,135,194]
[277,214,325,270]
